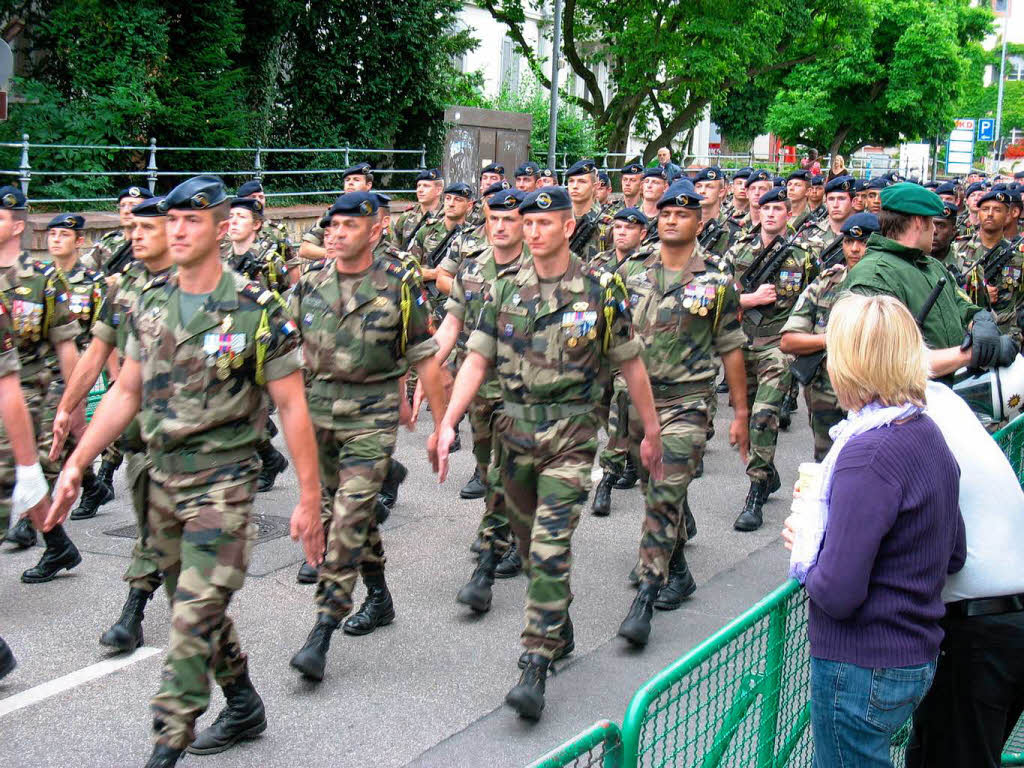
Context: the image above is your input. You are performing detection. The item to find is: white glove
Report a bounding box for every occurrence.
[13,463,47,519]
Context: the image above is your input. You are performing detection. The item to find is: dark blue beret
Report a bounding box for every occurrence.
[772,176,786,187]
[1014,170,1024,181]
[758,186,788,206]
[444,182,474,199]
[787,170,812,182]
[621,162,645,175]
[326,191,378,218]
[487,189,525,210]
[159,176,228,212]
[415,168,441,183]
[597,172,611,185]
[693,166,724,183]
[520,186,572,214]
[840,212,879,239]
[342,163,373,179]
[514,163,539,178]
[657,181,704,210]
[117,185,154,202]
[613,207,649,227]
[236,180,263,197]
[565,159,597,178]
[865,177,891,191]
[131,197,166,218]
[810,175,824,186]
[482,180,511,197]
[934,181,957,195]
[373,193,392,209]
[0,186,25,210]
[480,162,504,176]
[46,213,84,231]
[732,167,754,180]
[538,168,556,179]
[229,197,264,217]
[979,189,1014,207]
[965,181,987,196]
[935,202,959,221]
[642,167,668,181]
[745,169,772,187]
[824,175,856,195]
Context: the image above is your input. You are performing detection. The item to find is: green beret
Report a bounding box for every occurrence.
[879,182,944,217]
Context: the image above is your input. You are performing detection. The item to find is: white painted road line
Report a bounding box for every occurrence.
[0,645,163,718]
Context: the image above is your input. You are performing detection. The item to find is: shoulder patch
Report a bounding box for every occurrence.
[383,259,412,281]
[31,260,55,277]
[143,272,170,292]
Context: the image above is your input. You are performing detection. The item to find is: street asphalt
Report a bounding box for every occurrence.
[0,391,813,767]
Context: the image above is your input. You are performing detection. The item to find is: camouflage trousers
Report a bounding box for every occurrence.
[629,394,709,584]
[148,463,259,750]
[100,440,124,471]
[469,396,511,556]
[598,377,630,477]
[500,412,597,660]
[805,378,844,462]
[314,423,395,622]
[743,345,792,482]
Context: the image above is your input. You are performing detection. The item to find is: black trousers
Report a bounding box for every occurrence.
[905,609,1024,768]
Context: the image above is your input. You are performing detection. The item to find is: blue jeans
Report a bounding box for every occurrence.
[810,656,936,768]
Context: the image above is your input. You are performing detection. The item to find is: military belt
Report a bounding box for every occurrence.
[150,446,257,474]
[649,380,714,400]
[502,401,593,422]
[308,378,396,401]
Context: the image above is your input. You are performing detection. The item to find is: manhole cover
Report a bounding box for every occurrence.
[104,513,292,546]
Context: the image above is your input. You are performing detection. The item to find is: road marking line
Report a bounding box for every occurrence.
[0,645,163,718]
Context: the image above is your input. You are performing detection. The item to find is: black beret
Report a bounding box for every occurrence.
[965,181,987,196]
[923,181,939,190]
[46,213,84,231]
[415,168,441,183]
[326,191,378,218]
[865,177,891,190]
[1014,170,1024,181]
[613,207,649,227]
[884,171,903,183]
[840,212,879,240]
[373,192,392,209]
[597,172,611,185]
[131,197,167,218]
[342,163,373,179]
[565,159,597,178]
[642,167,668,181]
[538,168,556,179]
[236,180,263,197]
[520,186,572,214]
[745,169,772,188]
[979,189,1013,207]
[811,175,825,186]
[444,182,474,199]
[758,186,788,206]
[514,162,539,178]
[621,162,644,175]
[158,175,228,212]
[732,167,754,180]
[824,175,856,195]
[117,185,154,202]
[935,202,959,221]
[487,189,525,210]
[787,169,812,182]
[482,180,511,197]
[229,197,264,217]
[934,181,957,196]
[693,166,724,183]
[657,181,704,210]
[480,162,504,176]
[772,176,786,187]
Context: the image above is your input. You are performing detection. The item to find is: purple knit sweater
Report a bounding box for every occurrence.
[805,414,966,668]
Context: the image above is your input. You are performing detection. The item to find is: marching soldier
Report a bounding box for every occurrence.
[807,175,825,220]
[84,185,153,275]
[796,175,856,258]
[615,181,749,646]
[781,212,878,460]
[514,162,540,193]
[639,168,669,244]
[0,187,85,585]
[468,163,506,227]
[235,180,295,278]
[693,166,739,257]
[410,181,473,315]
[439,180,509,283]
[287,191,447,681]
[596,171,618,216]
[786,170,814,229]
[51,195,174,653]
[49,175,324,768]
[565,159,609,260]
[430,185,664,720]
[536,168,557,188]
[392,168,443,250]
[727,167,754,225]
[619,161,644,210]
[298,163,374,262]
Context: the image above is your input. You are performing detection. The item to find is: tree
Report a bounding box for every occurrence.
[765,0,991,158]
[479,0,860,160]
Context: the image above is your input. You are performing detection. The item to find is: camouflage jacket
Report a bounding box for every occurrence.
[439,224,488,276]
[83,229,132,274]
[955,233,1024,331]
[411,218,462,269]
[301,208,332,249]
[446,246,528,401]
[222,240,288,294]
[126,268,301,479]
[94,261,173,356]
[289,253,437,430]
[467,254,641,419]
[392,204,442,251]
[570,202,612,261]
[726,232,817,348]
[590,248,633,273]
[792,217,837,260]
[52,259,105,348]
[0,294,17,378]
[700,209,741,257]
[0,253,81,393]
[780,264,848,392]
[618,242,744,400]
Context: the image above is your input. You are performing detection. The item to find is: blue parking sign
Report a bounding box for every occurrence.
[978,118,995,142]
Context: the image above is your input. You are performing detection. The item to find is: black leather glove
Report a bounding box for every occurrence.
[997,335,1021,367]
[967,310,1002,368]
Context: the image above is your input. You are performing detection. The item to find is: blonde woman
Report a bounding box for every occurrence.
[783,294,965,768]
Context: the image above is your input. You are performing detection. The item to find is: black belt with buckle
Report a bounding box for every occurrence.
[946,593,1024,619]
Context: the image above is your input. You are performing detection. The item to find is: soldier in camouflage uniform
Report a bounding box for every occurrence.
[83,185,153,274]
[564,159,612,260]
[694,166,740,258]
[50,176,323,768]
[786,170,817,230]
[438,180,509,287]
[537,167,557,187]
[808,175,826,221]
[411,181,473,319]
[287,190,447,683]
[430,185,664,720]
[235,180,295,282]
[930,201,965,282]
[392,168,443,250]
[781,212,878,460]
[0,188,84,582]
[298,163,375,263]
[51,197,174,653]
[615,182,749,647]
[619,161,644,210]
[957,181,985,241]
[727,167,754,225]
[466,162,506,229]
[591,207,649,516]
[514,162,540,194]
[725,185,816,532]
[596,171,619,217]
[638,167,669,246]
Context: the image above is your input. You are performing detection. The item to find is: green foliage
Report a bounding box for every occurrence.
[765,0,992,157]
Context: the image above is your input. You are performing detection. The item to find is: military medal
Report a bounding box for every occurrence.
[14,286,30,296]
[567,337,578,348]
[699,306,709,317]
[587,329,597,340]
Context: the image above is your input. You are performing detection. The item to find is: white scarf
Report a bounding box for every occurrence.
[789,400,923,583]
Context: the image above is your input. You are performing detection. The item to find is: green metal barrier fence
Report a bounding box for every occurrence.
[526,719,623,768]
[85,373,107,420]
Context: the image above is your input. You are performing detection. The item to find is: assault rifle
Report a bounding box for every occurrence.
[740,220,816,326]
[817,236,845,271]
[569,211,600,255]
[980,234,1023,286]
[103,240,135,277]
[697,217,723,250]
[423,224,462,320]
[402,209,433,251]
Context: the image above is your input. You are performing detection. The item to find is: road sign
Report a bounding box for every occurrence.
[955,118,977,131]
[947,118,977,176]
[978,118,996,142]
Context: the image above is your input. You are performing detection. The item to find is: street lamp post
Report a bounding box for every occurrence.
[547,0,562,171]
[995,11,1009,167]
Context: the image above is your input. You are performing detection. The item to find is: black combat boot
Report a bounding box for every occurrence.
[694,457,704,479]
[343,571,395,635]
[591,472,616,516]
[716,379,729,394]
[187,669,266,754]
[767,466,782,495]
[684,499,697,541]
[144,745,183,768]
[379,459,408,508]
[296,561,319,584]
[614,455,638,489]
[779,384,799,431]
[627,562,642,588]
[655,547,696,610]
[21,525,81,583]
[289,615,339,681]
[469,535,485,554]
[256,442,288,492]
[506,654,550,720]
[5,517,37,548]
[70,470,114,520]
[494,543,522,579]
[459,467,487,500]
[0,636,16,680]
[734,480,769,532]
[519,615,574,669]
[96,458,117,494]
[451,430,462,453]
[99,587,151,652]
[456,549,499,613]
[618,581,659,647]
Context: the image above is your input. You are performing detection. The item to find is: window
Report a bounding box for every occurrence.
[994,0,1009,12]
[500,38,521,94]
[1007,56,1024,81]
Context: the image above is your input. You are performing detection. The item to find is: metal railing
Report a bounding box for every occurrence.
[0,135,429,204]
[526,719,623,768]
